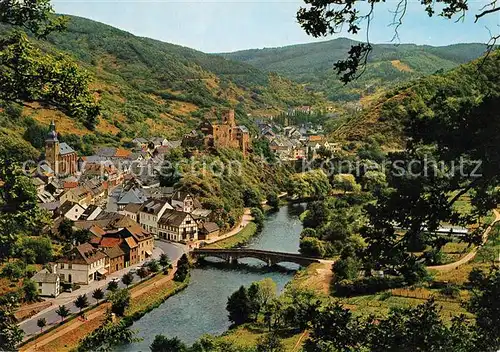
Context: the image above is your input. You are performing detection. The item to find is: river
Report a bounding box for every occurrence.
[117,203,306,351]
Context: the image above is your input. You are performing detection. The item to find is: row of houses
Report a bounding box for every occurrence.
[34,215,155,297]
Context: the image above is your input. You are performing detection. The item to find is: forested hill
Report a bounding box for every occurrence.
[330,50,500,148]
[0,15,326,152]
[219,38,489,101]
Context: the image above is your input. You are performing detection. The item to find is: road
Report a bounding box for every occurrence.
[429,209,500,272]
[19,240,186,339]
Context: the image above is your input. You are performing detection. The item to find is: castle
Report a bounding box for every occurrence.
[199,110,250,156]
[45,121,78,175]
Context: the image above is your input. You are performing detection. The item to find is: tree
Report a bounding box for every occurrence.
[332,174,360,194]
[58,219,74,243]
[333,255,362,281]
[121,272,134,287]
[18,237,53,264]
[74,294,89,313]
[150,335,188,352]
[147,259,160,273]
[468,268,500,350]
[107,280,119,292]
[251,207,265,231]
[266,192,280,209]
[299,237,326,258]
[226,286,252,326]
[92,288,104,304]
[55,305,70,322]
[36,317,46,332]
[73,229,92,245]
[296,0,500,84]
[108,289,130,317]
[1,261,24,281]
[362,170,386,192]
[243,188,261,208]
[22,279,39,303]
[0,161,49,262]
[137,267,149,280]
[174,254,190,282]
[0,299,23,350]
[248,279,277,321]
[256,333,285,352]
[159,253,172,271]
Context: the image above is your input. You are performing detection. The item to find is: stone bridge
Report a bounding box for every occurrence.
[191,248,320,267]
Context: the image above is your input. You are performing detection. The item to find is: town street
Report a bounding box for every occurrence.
[19,241,186,339]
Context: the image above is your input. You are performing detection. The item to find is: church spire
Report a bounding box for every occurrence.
[46,120,58,142]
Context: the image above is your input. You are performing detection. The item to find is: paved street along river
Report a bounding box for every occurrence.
[116,203,306,350]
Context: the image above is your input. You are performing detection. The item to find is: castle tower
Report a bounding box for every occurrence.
[222,109,236,127]
[45,120,60,174]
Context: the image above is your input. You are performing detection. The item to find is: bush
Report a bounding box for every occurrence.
[440,284,460,298]
[334,276,406,297]
[299,237,326,258]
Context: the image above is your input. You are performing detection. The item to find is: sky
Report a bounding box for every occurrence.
[53,0,500,53]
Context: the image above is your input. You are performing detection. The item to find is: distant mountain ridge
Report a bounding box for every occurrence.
[219,38,490,101]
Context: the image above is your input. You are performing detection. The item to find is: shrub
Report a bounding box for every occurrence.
[299,237,326,258]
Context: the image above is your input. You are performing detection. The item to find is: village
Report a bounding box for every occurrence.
[29,108,338,299]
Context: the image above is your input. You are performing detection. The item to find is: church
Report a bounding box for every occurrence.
[45,121,78,175]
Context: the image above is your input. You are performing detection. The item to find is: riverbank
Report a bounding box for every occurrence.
[20,271,186,352]
[206,222,258,249]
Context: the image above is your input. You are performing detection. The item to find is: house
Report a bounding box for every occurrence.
[138,198,173,235]
[59,186,92,207]
[198,222,220,241]
[150,137,169,147]
[57,243,107,285]
[121,203,142,222]
[96,147,131,159]
[103,246,125,274]
[125,223,155,263]
[132,138,149,148]
[45,121,78,175]
[57,201,86,221]
[97,229,142,267]
[116,188,147,211]
[32,267,60,297]
[171,192,198,213]
[79,205,103,221]
[158,210,198,242]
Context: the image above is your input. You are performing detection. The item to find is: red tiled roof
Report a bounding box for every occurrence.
[114,148,131,158]
[100,237,122,248]
[63,181,78,189]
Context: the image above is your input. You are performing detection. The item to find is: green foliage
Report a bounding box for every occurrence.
[150,335,188,352]
[332,174,361,193]
[147,259,160,273]
[92,288,104,304]
[74,294,89,312]
[299,237,326,258]
[226,286,252,326]
[251,208,265,231]
[137,267,149,280]
[107,280,119,292]
[0,298,23,350]
[286,169,331,199]
[36,317,46,332]
[22,279,39,302]
[174,254,190,282]
[1,260,25,281]
[266,192,279,209]
[108,289,131,317]
[221,39,488,102]
[76,315,138,352]
[17,236,53,264]
[121,272,134,287]
[55,304,70,322]
[256,333,285,352]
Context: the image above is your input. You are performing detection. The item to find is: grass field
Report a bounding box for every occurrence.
[206,222,258,249]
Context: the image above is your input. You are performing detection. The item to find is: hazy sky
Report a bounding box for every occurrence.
[53,0,500,53]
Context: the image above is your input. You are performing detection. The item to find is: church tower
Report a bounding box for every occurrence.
[45,120,59,174]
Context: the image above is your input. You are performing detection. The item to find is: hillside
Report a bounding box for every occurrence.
[0,15,328,154]
[330,50,500,148]
[220,38,489,102]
